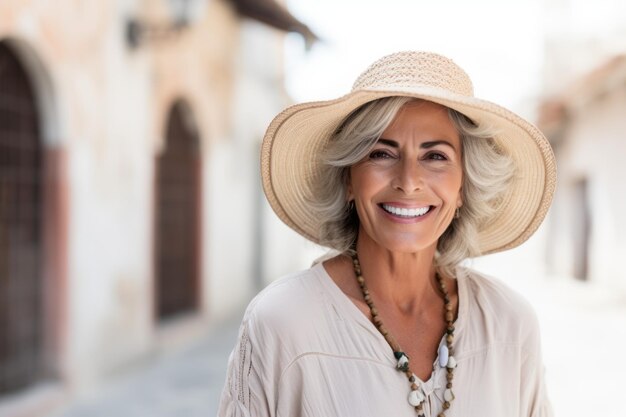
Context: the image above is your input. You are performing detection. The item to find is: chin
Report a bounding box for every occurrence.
[374,234,438,254]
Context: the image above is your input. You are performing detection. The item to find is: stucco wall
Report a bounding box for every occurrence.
[0,0,305,393]
[549,86,626,290]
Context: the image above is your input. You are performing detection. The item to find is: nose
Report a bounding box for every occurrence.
[392,158,424,193]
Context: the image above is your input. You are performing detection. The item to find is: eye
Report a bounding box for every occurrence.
[369,149,394,160]
[425,152,447,161]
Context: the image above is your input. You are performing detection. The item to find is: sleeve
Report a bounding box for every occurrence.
[217,317,273,417]
[519,307,554,417]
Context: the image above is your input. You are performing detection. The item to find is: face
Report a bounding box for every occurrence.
[348,100,463,254]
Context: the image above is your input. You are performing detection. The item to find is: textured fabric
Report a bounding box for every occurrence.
[218,263,553,417]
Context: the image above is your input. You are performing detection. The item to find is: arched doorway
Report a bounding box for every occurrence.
[0,41,44,393]
[155,101,202,319]
[572,177,591,281]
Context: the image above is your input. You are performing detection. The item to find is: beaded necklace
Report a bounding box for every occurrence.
[350,253,457,417]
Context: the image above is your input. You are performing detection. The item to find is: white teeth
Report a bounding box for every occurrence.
[382,204,430,218]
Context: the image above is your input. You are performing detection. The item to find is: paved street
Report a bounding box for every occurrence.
[47,312,243,417]
[510,274,626,417]
[45,274,626,417]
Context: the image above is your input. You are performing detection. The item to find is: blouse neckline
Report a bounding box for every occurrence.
[312,260,468,386]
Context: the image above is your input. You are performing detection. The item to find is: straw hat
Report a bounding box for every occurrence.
[261,51,556,255]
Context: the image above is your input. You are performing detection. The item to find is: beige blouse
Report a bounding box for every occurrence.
[218,262,553,417]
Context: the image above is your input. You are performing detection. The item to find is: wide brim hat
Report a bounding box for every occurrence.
[261,51,556,255]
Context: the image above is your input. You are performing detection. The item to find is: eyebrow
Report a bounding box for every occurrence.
[378,138,457,150]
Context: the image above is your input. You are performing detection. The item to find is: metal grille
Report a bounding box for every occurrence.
[155,103,200,319]
[0,42,43,393]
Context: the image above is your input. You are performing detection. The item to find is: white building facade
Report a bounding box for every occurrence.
[538,0,626,291]
[0,0,313,414]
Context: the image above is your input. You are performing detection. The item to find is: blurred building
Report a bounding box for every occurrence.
[0,0,315,414]
[539,55,626,292]
[539,0,626,292]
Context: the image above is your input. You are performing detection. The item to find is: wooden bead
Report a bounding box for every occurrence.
[446,334,454,344]
[443,401,450,409]
[411,383,418,390]
[447,382,452,389]
[446,311,454,322]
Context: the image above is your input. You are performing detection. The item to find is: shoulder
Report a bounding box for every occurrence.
[241,264,331,348]
[460,266,537,319]
[247,265,326,318]
[458,266,542,347]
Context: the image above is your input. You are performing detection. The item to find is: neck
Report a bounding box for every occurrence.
[354,231,441,316]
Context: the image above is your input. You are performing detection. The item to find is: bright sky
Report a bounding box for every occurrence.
[284,0,545,117]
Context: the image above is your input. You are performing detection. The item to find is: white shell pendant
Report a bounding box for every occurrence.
[438,344,449,368]
[444,388,455,402]
[408,389,425,407]
[447,356,457,369]
[396,353,409,371]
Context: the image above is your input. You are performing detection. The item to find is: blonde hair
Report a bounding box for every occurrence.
[307,97,514,276]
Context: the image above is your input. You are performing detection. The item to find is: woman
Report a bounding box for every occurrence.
[218,51,555,417]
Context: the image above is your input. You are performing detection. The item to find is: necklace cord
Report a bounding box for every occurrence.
[350,253,457,417]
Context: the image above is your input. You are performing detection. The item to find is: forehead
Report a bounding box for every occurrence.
[383,100,460,143]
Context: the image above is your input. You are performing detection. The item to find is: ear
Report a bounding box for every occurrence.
[346,171,354,201]
[456,187,463,208]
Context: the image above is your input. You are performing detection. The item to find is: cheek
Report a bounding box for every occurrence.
[435,169,463,200]
[349,166,380,199]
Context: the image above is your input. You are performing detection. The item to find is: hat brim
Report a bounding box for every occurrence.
[261,86,556,255]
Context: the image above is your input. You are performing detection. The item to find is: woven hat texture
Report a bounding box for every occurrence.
[261,51,556,255]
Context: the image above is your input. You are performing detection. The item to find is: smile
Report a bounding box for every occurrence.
[380,204,432,218]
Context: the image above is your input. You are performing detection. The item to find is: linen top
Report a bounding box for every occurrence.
[218,262,553,417]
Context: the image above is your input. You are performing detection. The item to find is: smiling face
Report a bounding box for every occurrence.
[348,100,464,254]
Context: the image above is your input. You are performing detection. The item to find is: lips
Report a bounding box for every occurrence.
[380,203,432,218]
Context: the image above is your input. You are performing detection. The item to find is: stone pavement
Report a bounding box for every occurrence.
[47,311,244,417]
